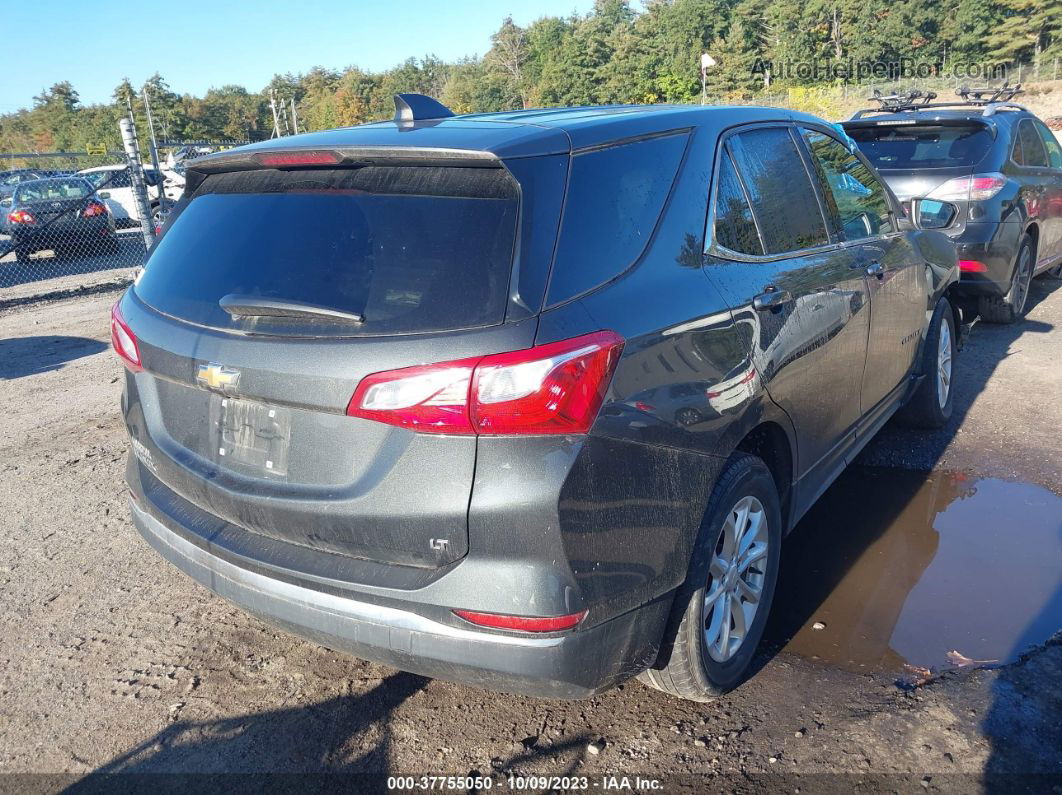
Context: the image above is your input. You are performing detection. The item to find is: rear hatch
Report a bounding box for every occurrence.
[844,119,995,208]
[126,157,533,570]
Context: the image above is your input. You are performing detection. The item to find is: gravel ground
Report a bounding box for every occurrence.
[0,279,1060,792]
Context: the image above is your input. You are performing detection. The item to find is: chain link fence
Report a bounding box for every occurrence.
[0,113,188,304]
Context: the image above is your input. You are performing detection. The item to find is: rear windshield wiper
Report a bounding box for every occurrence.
[219,294,364,323]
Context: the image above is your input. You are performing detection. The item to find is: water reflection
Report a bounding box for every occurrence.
[765,468,1062,672]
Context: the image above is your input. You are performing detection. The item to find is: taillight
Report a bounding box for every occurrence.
[7,209,34,225]
[254,150,341,167]
[110,302,142,372]
[346,330,625,436]
[959,259,989,273]
[347,358,479,434]
[926,173,1006,202]
[453,608,588,632]
[82,201,107,218]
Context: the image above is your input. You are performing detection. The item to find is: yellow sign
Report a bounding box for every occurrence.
[86,144,107,156]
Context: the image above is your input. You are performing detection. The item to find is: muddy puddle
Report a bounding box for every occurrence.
[764,468,1062,673]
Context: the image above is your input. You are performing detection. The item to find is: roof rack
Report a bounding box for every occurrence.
[849,83,1028,120]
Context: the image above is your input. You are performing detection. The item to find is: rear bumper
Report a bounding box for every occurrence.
[128,492,670,699]
[12,220,114,248]
[951,222,1022,296]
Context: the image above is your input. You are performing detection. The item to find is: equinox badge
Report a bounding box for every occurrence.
[196,363,241,394]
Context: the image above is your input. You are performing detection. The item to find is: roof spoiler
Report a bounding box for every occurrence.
[393,93,455,124]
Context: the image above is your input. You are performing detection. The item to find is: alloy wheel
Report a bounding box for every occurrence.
[1011,247,1032,316]
[704,495,769,663]
[937,318,953,409]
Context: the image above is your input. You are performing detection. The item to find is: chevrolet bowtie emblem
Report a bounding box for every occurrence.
[196,363,241,393]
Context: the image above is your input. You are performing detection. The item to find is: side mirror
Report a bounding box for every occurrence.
[98,191,111,199]
[916,199,956,230]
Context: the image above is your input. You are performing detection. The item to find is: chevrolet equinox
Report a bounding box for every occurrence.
[115,95,959,701]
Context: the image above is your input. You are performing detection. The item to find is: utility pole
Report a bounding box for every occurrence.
[269,89,282,138]
[290,97,299,135]
[142,87,169,216]
[119,115,156,250]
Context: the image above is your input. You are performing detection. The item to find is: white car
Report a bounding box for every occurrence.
[78,165,183,227]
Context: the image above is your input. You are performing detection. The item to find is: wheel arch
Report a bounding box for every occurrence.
[732,419,795,535]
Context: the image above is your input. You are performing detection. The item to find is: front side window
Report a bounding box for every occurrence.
[1032,120,1062,168]
[802,129,893,241]
[712,150,762,255]
[727,127,829,254]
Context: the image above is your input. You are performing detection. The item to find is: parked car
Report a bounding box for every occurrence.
[0,168,73,200]
[114,96,959,701]
[842,86,1062,322]
[78,165,183,228]
[2,176,116,262]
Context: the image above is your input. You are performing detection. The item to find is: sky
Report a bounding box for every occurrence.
[0,0,595,112]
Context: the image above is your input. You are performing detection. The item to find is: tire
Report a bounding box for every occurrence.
[897,298,956,429]
[640,452,782,701]
[979,237,1033,324]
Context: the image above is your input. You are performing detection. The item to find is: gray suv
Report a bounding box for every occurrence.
[843,86,1062,323]
[115,96,959,701]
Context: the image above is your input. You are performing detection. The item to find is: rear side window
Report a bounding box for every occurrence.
[136,166,520,336]
[728,127,829,254]
[1016,119,1049,167]
[713,151,763,255]
[848,124,994,169]
[802,129,893,240]
[547,132,688,304]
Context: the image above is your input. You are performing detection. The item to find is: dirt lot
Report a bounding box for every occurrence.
[0,280,1060,792]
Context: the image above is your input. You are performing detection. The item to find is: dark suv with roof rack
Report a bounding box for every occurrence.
[116,95,959,701]
[842,85,1062,323]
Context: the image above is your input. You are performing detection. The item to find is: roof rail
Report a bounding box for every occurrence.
[393,93,455,125]
[983,102,1029,117]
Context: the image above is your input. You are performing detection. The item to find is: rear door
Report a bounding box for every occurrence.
[798,127,924,413]
[124,161,530,569]
[704,124,870,481]
[1025,118,1062,265]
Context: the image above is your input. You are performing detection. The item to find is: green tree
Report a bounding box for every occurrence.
[985,0,1062,64]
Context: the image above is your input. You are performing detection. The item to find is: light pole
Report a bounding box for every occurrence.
[701,53,717,104]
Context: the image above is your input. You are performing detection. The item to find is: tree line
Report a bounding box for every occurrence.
[2,0,1058,156]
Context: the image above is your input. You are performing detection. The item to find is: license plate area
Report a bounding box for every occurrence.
[210,396,292,476]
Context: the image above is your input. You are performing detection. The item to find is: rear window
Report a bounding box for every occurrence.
[135,166,520,336]
[14,178,91,202]
[847,124,993,169]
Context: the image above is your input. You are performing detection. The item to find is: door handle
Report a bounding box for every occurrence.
[753,288,793,311]
[865,261,885,278]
